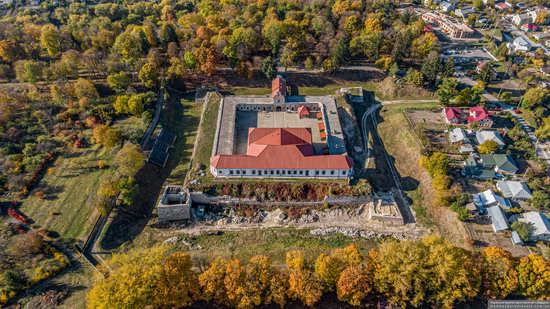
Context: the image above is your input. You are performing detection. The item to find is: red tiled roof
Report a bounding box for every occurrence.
[444,107,463,121]
[320,132,327,139]
[211,128,353,170]
[271,75,286,98]
[318,122,326,130]
[468,106,490,123]
[298,105,310,116]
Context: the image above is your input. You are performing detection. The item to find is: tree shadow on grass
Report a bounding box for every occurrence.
[100,92,200,250]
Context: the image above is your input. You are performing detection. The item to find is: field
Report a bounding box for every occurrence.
[227,81,434,101]
[18,146,118,241]
[376,102,472,247]
[133,227,379,266]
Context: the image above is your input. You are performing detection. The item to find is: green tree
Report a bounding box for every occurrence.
[114,95,130,114]
[261,56,276,79]
[73,78,99,100]
[118,177,139,206]
[441,57,455,78]
[405,68,424,87]
[528,190,550,210]
[139,62,160,89]
[3,270,28,292]
[40,24,62,58]
[107,72,131,91]
[511,221,534,241]
[522,87,549,109]
[436,78,458,105]
[421,52,440,86]
[14,60,44,83]
[473,0,484,10]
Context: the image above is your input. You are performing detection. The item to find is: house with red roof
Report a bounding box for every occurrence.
[521,23,538,32]
[272,75,286,104]
[443,107,465,124]
[210,128,353,179]
[468,106,493,127]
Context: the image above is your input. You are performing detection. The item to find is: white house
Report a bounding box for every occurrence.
[476,130,506,149]
[473,189,512,209]
[527,8,550,25]
[440,1,456,13]
[496,181,533,200]
[507,37,531,53]
[487,206,510,232]
[449,128,468,143]
[518,211,550,241]
[512,13,533,26]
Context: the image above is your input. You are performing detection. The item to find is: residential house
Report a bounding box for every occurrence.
[443,107,465,124]
[455,7,475,18]
[507,36,531,53]
[541,65,550,76]
[518,211,550,241]
[479,154,519,175]
[449,128,474,153]
[440,1,456,12]
[495,2,512,11]
[468,107,493,127]
[475,130,505,149]
[449,128,468,143]
[527,8,550,25]
[521,23,538,32]
[487,206,510,232]
[462,154,497,179]
[497,181,533,200]
[533,32,550,41]
[473,189,512,209]
[512,13,533,26]
[511,231,524,245]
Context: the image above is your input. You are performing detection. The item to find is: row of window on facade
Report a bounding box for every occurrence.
[219,169,346,176]
[237,105,320,112]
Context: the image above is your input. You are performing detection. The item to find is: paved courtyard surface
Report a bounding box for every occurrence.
[235,111,325,155]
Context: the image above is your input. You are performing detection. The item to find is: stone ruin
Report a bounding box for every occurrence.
[367,192,404,225]
[157,186,192,222]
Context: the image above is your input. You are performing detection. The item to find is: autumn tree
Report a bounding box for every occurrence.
[93,125,122,148]
[88,246,182,308]
[419,151,450,178]
[517,254,550,300]
[73,78,99,100]
[286,250,323,307]
[199,257,229,304]
[115,143,144,177]
[153,252,200,307]
[371,236,480,308]
[480,247,518,299]
[479,141,499,154]
[261,56,276,79]
[522,86,548,109]
[337,266,371,306]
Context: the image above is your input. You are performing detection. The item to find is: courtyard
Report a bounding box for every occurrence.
[234,110,326,155]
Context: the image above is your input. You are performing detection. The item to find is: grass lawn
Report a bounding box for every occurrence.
[134,227,379,266]
[164,96,203,184]
[185,92,221,184]
[227,82,434,100]
[19,146,118,241]
[376,102,471,247]
[521,110,539,129]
